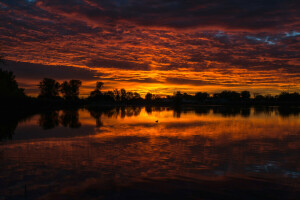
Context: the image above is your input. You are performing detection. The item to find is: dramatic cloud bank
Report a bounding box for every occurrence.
[1,0,299,96]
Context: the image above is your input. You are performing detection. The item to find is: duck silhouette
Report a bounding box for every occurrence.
[155,120,158,123]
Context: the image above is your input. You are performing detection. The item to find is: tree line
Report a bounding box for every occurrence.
[38,78,82,100]
[32,77,300,105]
[1,69,299,106]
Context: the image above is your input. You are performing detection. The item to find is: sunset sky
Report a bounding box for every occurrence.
[1,0,300,97]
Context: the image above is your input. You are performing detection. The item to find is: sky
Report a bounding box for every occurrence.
[0,0,300,97]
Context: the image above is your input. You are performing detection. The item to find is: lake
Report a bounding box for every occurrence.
[0,106,299,199]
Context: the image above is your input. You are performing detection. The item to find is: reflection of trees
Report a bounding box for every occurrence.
[39,111,60,130]
[60,110,81,128]
[173,106,182,118]
[172,106,300,118]
[89,110,104,127]
[120,107,126,118]
[254,106,274,116]
[88,107,142,125]
[38,110,81,129]
[0,113,33,141]
[212,107,242,117]
[145,106,152,114]
[0,121,18,141]
[194,107,210,115]
[240,107,250,117]
[278,107,300,117]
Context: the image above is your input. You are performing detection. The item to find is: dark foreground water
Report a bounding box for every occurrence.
[0,106,299,199]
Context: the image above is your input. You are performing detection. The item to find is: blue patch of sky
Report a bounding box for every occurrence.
[285,31,300,37]
[215,31,225,37]
[246,36,276,45]
[246,31,300,45]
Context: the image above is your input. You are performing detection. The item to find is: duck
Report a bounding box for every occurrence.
[155,120,158,123]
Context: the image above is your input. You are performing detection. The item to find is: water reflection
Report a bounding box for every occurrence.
[1,106,300,141]
[39,110,81,130]
[60,110,81,128]
[0,106,299,199]
[39,111,60,130]
[0,113,32,141]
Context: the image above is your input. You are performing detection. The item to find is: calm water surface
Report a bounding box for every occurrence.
[0,107,300,199]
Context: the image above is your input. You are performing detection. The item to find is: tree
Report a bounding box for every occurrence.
[120,88,127,102]
[133,92,141,99]
[89,81,104,98]
[254,94,264,101]
[0,69,25,98]
[241,91,250,100]
[278,92,300,102]
[60,80,82,99]
[215,91,241,101]
[113,89,120,102]
[126,91,134,100]
[145,92,153,101]
[195,92,209,102]
[174,91,183,104]
[96,81,103,90]
[38,78,60,98]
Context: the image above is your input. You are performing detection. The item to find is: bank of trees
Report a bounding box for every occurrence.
[88,82,143,104]
[38,78,82,100]
[1,70,299,106]
[0,69,25,99]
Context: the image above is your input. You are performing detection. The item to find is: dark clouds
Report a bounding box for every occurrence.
[2,60,100,81]
[33,0,300,31]
[87,58,150,71]
[0,0,299,95]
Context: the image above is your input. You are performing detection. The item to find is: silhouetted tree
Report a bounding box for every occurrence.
[133,92,141,99]
[113,89,121,102]
[60,80,82,99]
[126,91,134,100]
[38,78,60,98]
[0,69,25,98]
[241,91,250,100]
[120,88,127,102]
[214,91,241,102]
[145,92,153,101]
[278,92,300,102]
[254,93,264,101]
[89,81,104,99]
[96,81,104,90]
[195,92,209,102]
[103,91,115,102]
[174,91,183,104]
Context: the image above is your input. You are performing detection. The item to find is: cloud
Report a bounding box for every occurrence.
[31,0,300,32]
[2,60,100,81]
[0,0,299,95]
[165,77,246,87]
[166,77,214,86]
[87,58,150,71]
